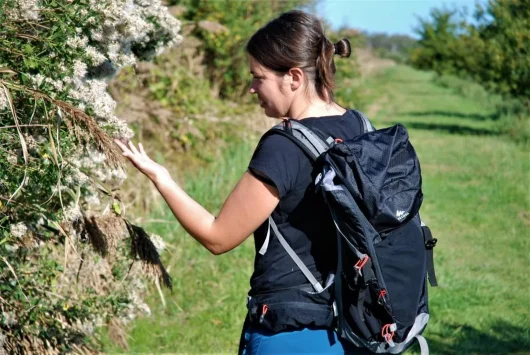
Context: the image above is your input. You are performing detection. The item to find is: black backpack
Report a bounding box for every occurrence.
[267,110,438,354]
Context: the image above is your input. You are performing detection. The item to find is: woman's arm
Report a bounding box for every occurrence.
[115,140,279,255]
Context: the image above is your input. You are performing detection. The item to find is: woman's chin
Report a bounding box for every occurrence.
[262,106,280,118]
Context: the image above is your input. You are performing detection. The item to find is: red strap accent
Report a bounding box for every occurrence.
[282,117,291,130]
[381,323,395,343]
[262,304,268,315]
[354,255,369,270]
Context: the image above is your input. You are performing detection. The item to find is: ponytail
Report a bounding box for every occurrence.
[315,37,352,102]
[315,37,335,101]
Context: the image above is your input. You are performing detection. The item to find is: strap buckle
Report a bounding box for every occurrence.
[425,238,438,249]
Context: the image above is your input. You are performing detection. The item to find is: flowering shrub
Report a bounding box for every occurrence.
[0,0,181,352]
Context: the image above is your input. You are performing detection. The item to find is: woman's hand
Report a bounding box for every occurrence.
[114,140,170,183]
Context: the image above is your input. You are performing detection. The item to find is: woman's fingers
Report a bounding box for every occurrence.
[128,140,141,155]
[114,140,149,168]
[114,139,131,154]
[138,143,148,157]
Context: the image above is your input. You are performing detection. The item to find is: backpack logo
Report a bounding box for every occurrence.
[396,209,409,221]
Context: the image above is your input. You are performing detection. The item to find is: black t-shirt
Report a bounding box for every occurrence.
[248,110,363,295]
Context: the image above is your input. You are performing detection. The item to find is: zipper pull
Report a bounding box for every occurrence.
[258,304,268,324]
[378,289,387,305]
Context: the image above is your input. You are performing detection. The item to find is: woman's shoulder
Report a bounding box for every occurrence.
[300,110,363,139]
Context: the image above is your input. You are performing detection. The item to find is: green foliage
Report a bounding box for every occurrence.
[410,0,530,101]
[169,0,315,100]
[333,57,364,109]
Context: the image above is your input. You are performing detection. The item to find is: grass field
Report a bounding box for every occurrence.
[101,65,530,354]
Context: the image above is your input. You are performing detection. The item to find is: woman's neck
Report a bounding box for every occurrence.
[288,95,346,120]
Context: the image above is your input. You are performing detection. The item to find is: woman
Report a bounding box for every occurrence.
[116,10,370,355]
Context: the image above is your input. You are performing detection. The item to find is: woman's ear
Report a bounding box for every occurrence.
[287,67,304,91]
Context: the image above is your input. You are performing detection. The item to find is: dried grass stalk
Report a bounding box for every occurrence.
[125,220,172,289]
[84,215,126,257]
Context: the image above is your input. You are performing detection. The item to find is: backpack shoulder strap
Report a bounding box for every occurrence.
[263,119,330,293]
[269,216,324,293]
[351,109,375,133]
[268,119,331,161]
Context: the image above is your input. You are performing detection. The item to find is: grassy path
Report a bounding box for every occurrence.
[102,65,529,354]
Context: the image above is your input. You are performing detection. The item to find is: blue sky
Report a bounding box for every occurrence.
[319,0,478,38]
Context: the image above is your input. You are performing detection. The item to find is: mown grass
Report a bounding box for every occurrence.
[101,65,529,354]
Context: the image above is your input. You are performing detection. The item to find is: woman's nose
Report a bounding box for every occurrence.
[249,86,256,94]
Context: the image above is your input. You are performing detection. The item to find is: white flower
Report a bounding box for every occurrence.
[73,60,88,80]
[94,169,106,181]
[80,320,95,335]
[90,29,103,42]
[117,52,136,67]
[28,73,45,87]
[84,193,101,206]
[62,203,82,223]
[85,46,107,66]
[51,184,68,193]
[0,89,7,110]
[63,174,74,184]
[7,153,17,164]
[5,244,20,252]
[73,169,90,185]
[44,77,65,92]
[71,148,107,170]
[11,0,40,21]
[66,35,89,49]
[10,222,27,238]
[2,312,16,327]
[130,291,151,316]
[25,134,37,150]
[69,79,116,120]
[110,168,127,183]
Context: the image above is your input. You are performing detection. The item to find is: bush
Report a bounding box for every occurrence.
[0,0,181,352]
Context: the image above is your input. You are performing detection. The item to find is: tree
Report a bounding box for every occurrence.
[410,0,530,101]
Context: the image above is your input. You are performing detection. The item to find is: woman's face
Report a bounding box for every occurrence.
[248,56,293,118]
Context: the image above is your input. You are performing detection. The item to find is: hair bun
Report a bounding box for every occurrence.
[334,38,351,58]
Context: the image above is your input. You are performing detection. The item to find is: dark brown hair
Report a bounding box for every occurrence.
[246,10,351,102]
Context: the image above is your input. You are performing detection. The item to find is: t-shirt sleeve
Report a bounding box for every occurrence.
[248,133,304,199]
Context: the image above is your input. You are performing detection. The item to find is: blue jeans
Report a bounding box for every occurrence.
[240,326,372,355]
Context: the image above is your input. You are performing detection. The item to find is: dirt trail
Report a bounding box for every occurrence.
[353,48,395,118]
